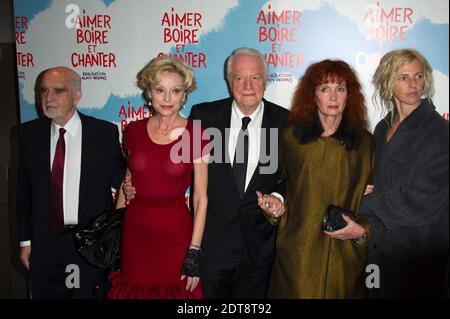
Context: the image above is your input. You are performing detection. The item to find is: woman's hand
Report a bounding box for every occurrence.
[180,248,201,292]
[324,215,366,240]
[182,275,200,292]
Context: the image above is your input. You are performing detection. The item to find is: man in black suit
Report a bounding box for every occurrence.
[18,66,126,298]
[188,48,288,298]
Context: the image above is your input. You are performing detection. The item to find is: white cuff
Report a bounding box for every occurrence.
[20,241,31,247]
[271,192,284,204]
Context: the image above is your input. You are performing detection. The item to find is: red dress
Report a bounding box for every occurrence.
[108,118,208,299]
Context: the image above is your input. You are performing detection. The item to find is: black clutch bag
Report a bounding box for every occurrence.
[73,207,125,270]
[321,204,357,232]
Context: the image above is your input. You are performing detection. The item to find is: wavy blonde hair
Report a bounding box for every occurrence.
[137,55,197,101]
[372,48,434,118]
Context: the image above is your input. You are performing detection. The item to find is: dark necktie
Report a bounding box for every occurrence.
[233,117,251,197]
[51,128,66,234]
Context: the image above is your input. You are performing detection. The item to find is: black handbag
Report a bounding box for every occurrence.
[321,204,357,232]
[73,207,125,270]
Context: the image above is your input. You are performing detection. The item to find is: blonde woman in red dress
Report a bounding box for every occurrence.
[108,56,209,299]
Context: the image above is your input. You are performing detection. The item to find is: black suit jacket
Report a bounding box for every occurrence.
[18,112,126,271]
[189,98,289,265]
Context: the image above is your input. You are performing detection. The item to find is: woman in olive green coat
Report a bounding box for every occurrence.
[263,60,374,298]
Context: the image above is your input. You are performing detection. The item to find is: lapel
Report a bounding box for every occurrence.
[78,113,92,222]
[378,101,432,168]
[37,118,52,177]
[379,124,412,167]
[245,101,277,197]
[37,118,52,221]
[215,101,241,196]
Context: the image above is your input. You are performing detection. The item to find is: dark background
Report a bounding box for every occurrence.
[0,0,27,298]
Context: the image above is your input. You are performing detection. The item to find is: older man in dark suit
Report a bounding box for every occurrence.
[189,48,288,298]
[18,66,126,298]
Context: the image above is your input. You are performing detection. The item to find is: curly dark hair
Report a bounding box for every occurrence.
[289,59,368,149]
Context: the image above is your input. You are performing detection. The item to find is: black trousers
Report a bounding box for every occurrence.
[200,238,272,299]
[30,232,107,299]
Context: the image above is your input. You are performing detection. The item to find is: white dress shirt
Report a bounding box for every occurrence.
[229,101,264,192]
[228,101,284,204]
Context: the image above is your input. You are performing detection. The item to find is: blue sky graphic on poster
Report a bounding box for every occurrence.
[14,0,449,131]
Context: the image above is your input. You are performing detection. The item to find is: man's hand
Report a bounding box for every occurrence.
[122,175,136,205]
[364,184,374,195]
[20,245,31,270]
[256,191,285,219]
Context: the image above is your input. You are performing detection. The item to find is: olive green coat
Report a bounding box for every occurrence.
[268,126,374,299]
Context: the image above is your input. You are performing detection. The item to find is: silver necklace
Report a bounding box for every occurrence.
[158,117,178,137]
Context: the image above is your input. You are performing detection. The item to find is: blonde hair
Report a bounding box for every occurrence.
[137,55,197,101]
[372,48,434,117]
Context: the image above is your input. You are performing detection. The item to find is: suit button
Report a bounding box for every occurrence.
[373,244,377,250]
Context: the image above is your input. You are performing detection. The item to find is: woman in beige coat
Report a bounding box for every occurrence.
[264,60,374,298]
